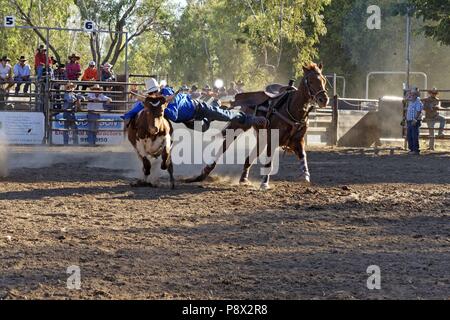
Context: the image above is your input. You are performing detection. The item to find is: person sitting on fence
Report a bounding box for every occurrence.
[85,84,113,146]
[63,81,83,145]
[101,63,115,81]
[13,56,31,94]
[121,78,267,132]
[236,80,245,93]
[422,88,445,150]
[405,87,423,155]
[227,81,239,96]
[190,84,201,99]
[34,45,52,80]
[81,61,98,91]
[66,54,82,81]
[52,64,67,110]
[0,56,14,91]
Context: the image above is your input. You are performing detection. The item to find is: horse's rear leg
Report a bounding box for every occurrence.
[239,156,252,184]
[259,133,272,190]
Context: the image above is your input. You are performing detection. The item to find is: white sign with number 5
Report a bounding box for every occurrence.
[4,16,15,27]
[83,20,95,32]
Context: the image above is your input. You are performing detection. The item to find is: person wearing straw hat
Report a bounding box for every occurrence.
[85,84,113,145]
[121,77,267,131]
[13,56,31,94]
[62,81,83,145]
[422,88,445,150]
[66,53,82,81]
[0,56,14,91]
[405,87,423,155]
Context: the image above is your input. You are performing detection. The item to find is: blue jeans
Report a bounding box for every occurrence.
[14,77,31,93]
[63,111,79,145]
[87,112,100,145]
[407,120,420,152]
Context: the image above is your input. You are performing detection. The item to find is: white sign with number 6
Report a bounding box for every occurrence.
[4,16,15,28]
[83,20,95,32]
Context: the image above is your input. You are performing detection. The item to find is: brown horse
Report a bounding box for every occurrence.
[185,63,328,189]
[127,96,175,189]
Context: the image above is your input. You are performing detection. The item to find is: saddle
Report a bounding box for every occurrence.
[232,83,297,108]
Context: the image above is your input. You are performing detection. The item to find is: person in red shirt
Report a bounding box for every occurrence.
[66,53,82,81]
[81,60,98,91]
[34,44,52,80]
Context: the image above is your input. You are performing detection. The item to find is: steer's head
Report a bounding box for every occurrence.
[141,96,167,136]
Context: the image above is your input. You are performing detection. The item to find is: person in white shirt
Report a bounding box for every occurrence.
[0,56,14,91]
[13,56,31,93]
[86,84,113,145]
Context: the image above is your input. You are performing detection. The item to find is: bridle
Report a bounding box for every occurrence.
[302,70,327,104]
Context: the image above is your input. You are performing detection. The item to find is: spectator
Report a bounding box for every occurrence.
[227,81,238,96]
[422,88,445,150]
[81,61,98,91]
[52,64,67,110]
[0,56,14,91]
[190,84,201,99]
[34,45,52,80]
[13,56,31,94]
[101,63,115,82]
[86,84,113,145]
[63,81,83,145]
[236,80,245,93]
[66,53,82,81]
[405,87,423,155]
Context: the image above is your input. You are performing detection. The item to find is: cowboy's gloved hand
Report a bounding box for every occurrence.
[412,119,417,126]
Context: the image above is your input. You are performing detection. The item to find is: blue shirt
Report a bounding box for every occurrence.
[161,87,196,122]
[406,97,423,121]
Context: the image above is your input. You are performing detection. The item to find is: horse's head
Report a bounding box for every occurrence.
[301,63,328,108]
[138,96,167,137]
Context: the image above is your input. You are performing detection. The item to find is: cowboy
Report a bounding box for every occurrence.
[190,84,201,99]
[13,56,31,94]
[121,78,267,132]
[227,81,239,96]
[405,87,423,154]
[62,81,83,145]
[34,45,52,80]
[81,61,99,91]
[0,56,14,91]
[422,88,445,150]
[85,84,113,145]
[66,54,82,81]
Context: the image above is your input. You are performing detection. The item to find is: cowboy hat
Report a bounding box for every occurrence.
[1,55,11,62]
[144,78,159,94]
[89,61,96,66]
[68,53,81,60]
[428,87,439,95]
[18,56,27,62]
[103,63,113,68]
[89,84,102,91]
[64,82,76,91]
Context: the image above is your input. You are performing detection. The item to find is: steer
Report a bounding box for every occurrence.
[127,96,175,189]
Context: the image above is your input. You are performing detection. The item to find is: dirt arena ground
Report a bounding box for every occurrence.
[0,144,449,300]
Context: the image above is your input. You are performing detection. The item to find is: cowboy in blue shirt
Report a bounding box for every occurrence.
[405,87,423,154]
[122,78,266,131]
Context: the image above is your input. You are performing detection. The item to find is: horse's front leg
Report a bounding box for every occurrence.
[259,129,272,190]
[132,155,153,187]
[294,137,310,183]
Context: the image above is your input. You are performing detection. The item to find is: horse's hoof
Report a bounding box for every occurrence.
[239,178,250,185]
[260,183,270,190]
[184,174,206,183]
[130,180,153,187]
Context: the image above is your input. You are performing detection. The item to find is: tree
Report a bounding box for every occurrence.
[410,0,450,46]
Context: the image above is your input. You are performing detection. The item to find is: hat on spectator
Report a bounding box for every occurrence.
[236,80,244,86]
[191,84,198,91]
[18,56,27,62]
[410,87,420,95]
[68,53,81,60]
[90,84,103,91]
[37,44,47,51]
[103,63,113,69]
[203,84,211,91]
[144,78,159,94]
[428,87,439,95]
[65,82,76,91]
[89,61,96,66]
[1,55,11,62]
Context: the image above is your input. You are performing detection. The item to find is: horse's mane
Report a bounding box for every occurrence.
[303,62,321,72]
